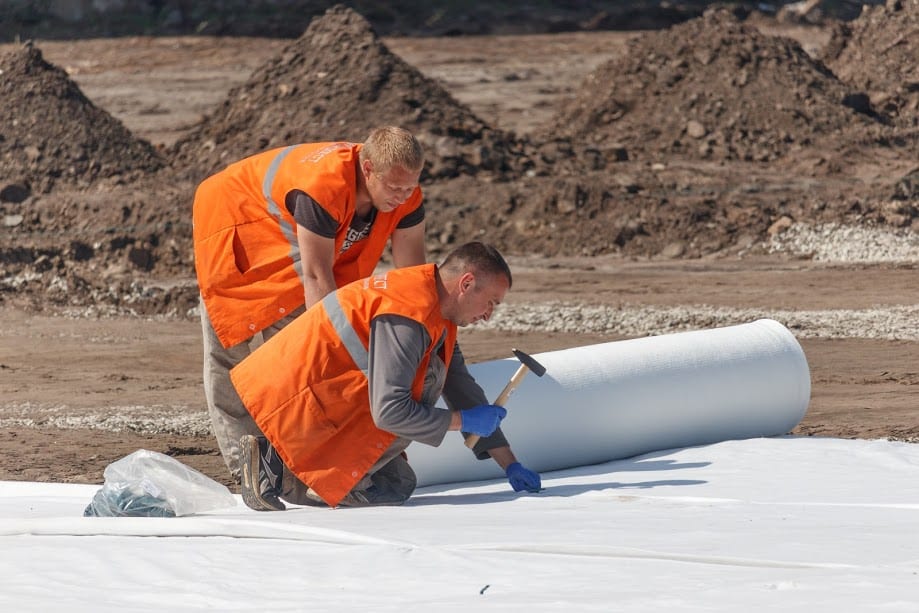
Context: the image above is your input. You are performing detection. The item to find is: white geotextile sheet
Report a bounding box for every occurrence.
[2,437,918,612]
[412,318,811,486]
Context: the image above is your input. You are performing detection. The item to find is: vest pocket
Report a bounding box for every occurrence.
[232,226,251,273]
[271,385,339,455]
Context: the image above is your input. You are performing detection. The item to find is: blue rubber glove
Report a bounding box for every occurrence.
[459,404,507,437]
[506,462,542,493]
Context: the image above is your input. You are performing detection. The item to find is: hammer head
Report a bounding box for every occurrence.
[511,348,547,377]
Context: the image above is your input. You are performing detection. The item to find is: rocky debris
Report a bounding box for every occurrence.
[483,300,919,341]
[0,42,164,194]
[821,0,919,128]
[0,182,30,203]
[0,403,212,437]
[768,221,919,261]
[169,5,527,184]
[893,168,919,201]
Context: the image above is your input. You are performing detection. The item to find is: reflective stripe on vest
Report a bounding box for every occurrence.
[262,145,302,278]
[322,292,369,375]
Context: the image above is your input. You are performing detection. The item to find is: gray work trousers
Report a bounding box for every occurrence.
[200,298,305,481]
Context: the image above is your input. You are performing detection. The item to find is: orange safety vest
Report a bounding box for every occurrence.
[230,263,456,507]
[192,142,423,348]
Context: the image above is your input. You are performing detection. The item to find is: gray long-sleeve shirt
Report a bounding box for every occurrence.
[367,314,509,459]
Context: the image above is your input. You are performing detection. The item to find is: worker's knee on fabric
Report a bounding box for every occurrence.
[349,454,417,506]
[376,454,417,498]
[276,451,418,508]
[287,457,418,508]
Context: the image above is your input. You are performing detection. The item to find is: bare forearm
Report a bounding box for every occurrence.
[302,272,338,308]
[296,224,337,307]
[391,223,426,268]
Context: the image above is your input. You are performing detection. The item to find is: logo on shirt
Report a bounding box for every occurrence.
[301,142,353,164]
[364,272,388,290]
[339,211,376,254]
[339,221,372,254]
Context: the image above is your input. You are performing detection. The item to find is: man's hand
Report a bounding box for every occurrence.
[506,462,542,493]
[459,404,507,437]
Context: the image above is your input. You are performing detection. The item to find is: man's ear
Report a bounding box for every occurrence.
[460,272,475,293]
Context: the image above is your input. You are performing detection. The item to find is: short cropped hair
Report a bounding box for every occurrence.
[440,241,513,289]
[359,126,424,173]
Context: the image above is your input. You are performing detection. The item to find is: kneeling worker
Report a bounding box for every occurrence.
[230,241,542,509]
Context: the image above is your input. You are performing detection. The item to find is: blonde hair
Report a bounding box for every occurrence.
[359,126,424,173]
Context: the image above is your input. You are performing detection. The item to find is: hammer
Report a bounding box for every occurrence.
[464,348,547,449]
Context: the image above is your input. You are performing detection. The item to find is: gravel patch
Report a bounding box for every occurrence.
[0,403,211,436]
[768,223,919,263]
[484,303,919,341]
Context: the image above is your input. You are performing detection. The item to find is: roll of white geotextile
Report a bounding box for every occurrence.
[411,318,811,488]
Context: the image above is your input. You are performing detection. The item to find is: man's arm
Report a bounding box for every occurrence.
[443,343,541,491]
[296,226,338,308]
[367,315,454,445]
[441,343,519,464]
[288,190,341,308]
[368,317,526,465]
[390,220,426,268]
[371,321,540,491]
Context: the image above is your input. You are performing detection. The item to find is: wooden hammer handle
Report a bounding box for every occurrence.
[464,363,530,449]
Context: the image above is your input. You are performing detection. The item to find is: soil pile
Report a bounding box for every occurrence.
[170,5,527,184]
[0,42,184,317]
[1,6,917,318]
[821,0,919,128]
[537,8,882,165]
[0,42,163,195]
[433,7,916,262]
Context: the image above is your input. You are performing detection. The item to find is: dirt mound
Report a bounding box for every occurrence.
[821,0,919,127]
[0,42,164,194]
[456,7,914,263]
[0,45,188,316]
[1,7,916,319]
[169,5,527,184]
[537,8,882,165]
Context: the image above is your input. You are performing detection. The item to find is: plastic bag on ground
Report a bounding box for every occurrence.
[83,449,236,517]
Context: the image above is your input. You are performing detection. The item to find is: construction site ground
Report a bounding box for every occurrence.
[1,9,917,488]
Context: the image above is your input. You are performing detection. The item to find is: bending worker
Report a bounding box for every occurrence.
[231,241,542,509]
[192,127,427,481]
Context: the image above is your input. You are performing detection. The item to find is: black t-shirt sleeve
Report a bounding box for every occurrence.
[287,189,339,238]
[396,202,425,229]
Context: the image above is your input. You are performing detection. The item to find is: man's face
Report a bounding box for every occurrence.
[454,271,509,327]
[364,161,421,213]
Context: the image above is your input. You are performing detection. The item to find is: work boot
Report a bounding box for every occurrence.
[239,435,286,511]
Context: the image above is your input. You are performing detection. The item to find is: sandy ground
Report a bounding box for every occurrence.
[1,26,916,490]
[2,258,917,489]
